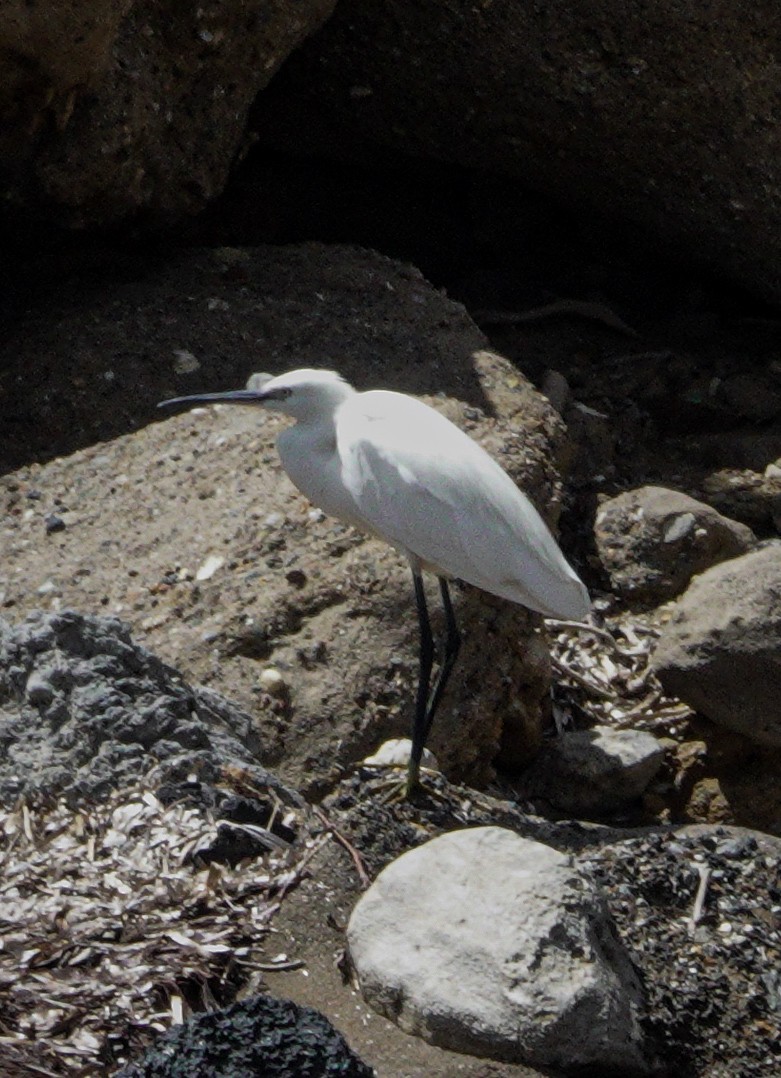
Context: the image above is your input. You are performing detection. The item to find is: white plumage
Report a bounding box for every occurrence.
[160,367,590,793]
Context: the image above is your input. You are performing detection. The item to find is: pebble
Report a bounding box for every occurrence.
[258,668,288,697]
[44,514,66,534]
[363,738,439,770]
[26,670,55,706]
[195,554,224,581]
[663,512,695,543]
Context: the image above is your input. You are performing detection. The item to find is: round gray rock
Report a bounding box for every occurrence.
[653,544,781,745]
[347,826,649,1073]
[519,725,664,816]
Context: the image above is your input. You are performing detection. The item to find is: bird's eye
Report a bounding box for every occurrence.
[276,387,292,400]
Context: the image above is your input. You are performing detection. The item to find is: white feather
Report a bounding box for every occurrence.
[273,374,589,620]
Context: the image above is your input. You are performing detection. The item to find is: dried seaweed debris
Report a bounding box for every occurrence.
[0,779,311,1074]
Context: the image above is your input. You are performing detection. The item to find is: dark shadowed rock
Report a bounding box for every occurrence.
[256,1,781,304]
[0,0,335,226]
[700,467,781,532]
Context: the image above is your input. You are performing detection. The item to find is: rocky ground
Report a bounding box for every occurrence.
[2,238,781,1076]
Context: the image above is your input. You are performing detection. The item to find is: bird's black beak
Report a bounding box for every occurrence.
[158,388,268,410]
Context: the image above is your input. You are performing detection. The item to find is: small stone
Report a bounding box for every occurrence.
[26,670,55,707]
[172,348,200,374]
[44,514,66,534]
[519,725,664,816]
[663,512,695,543]
[195,554,224,581]
[258,667,288,697]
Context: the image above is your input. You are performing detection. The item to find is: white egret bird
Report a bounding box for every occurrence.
[160,369,590,795]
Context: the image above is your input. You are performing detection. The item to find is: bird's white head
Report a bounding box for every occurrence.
[159,368,355,422]
[252,369,355,420]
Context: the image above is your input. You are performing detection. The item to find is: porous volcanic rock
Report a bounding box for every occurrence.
[0,0,335,225]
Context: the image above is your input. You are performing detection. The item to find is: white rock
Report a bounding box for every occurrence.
[195,554,224,581]
[348,826,649,1073]
[258,667,287,697]
[362,738,438,770]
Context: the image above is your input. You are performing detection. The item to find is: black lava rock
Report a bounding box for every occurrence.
[116,993,374,1077]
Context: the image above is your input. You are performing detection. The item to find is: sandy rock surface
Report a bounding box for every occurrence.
[1,243,573,794]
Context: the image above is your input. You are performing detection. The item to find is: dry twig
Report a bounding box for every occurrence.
[313,807,371,888]
[689,863,712,932]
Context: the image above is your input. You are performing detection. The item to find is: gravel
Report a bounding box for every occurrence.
[579,828,781,1077]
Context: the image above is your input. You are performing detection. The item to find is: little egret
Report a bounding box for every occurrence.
[160,369,590,795]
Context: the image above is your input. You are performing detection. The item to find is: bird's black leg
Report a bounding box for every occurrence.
[423,577,462,741]
[407,569,435,795]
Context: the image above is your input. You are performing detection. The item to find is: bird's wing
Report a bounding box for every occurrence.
[337,391,589,619]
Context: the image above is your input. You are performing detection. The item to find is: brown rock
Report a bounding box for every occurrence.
[0,0,335,225]
[0,243,574,794]
[594,485,754,603]
[653,545,781,747]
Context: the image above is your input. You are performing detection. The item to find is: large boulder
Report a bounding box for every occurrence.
[0,0,335,225]
[347,827,649,1073]
[256,1,781,305]
[0,243,575,793]
[653,545,781,745]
